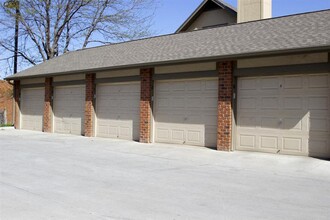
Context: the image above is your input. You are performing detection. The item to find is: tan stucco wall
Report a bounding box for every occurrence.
[53,74,85,82]
[155,62,216,74]
[186,9,236,31]
[237,53,328,68]
[238,0,272,23]
[96,69,139,79]
[21,78,44,85]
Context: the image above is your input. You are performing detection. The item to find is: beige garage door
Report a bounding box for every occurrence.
[54,86,85,135]
[237,73,330,157]
[154,79,218,147]
[96,82,140,140]
[20,88,44,131]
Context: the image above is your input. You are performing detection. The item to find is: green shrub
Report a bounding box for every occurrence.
[0,124,14,127]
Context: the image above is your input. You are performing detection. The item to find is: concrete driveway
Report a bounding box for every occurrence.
[0,128,329,220]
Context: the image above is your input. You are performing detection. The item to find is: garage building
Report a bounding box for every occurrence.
[6,0,330,158]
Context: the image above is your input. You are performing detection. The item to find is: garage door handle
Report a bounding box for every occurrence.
[184,117,188,121]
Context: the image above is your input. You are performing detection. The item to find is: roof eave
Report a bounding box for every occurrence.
[6,45,330,80]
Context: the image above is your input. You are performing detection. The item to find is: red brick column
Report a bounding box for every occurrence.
[43,77,53,132]
[84,73,96,137]
[217,61,234,151]
[14,80,20,129]
[140,68,153,143]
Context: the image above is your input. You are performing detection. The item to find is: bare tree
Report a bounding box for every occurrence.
[0,0,156,76]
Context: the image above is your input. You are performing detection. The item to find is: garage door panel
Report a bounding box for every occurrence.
[187,97,202,108]
[283,117,304,131]
[54,86,85,135]
[172,129,185,142]
[203,97,218,108]
[239,135,256,149]
[195,114,217,126]
[239,98,257,109]
[20,88,44,131]
[205,127,217,147]
[237,74,330,157]
[186,129,203,145]
[260,117,279,129]
[308,96,328,110]
[283,97,303,110]
[96,83,140,141]
[119,127,130,139]
[261,97,280,109]
[239,116,257,128]
[205,80,218,90]
[155,79,217,147]
[171,82,185,91]
[283,76,304,89]
[282,137,303,152]
[308,74,329,88]
[260,136,278,150]
[156,127,170,139]
[261,77,280,89]
[170,97,185,108]
[156,115,184,124]
[156,127,185,144]
[309,138,330,157]
[239,78,257,90]
[187,81,202,91]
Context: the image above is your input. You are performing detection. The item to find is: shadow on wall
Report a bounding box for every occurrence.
[237,74,330,159]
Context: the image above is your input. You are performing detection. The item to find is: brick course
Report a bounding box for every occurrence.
[84,73,96,137]
[43,77,53,132]
[140,68,153,143]
[14,80,20,129]
[217,61,234,151]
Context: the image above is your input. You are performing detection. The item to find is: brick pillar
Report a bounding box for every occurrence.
[43,77,53,132]
[217,61,234,151]
[140,68,153,143]
[84,73,96,137]
[14,80,20,129]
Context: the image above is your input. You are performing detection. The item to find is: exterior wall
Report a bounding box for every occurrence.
[238,0,272,23]
[96,69,139,78]
[8,52,328,156]
[43,77,53,132]
[14,80,20,129]
[53,74,85,82]
[237,52,328,68]
[140,68,153,143]
[217,61,234,151]
[0,80,13,124]
[21,78,44,85]
[155,62,216,74]
[84,73,96,137]
[186,9,236,32]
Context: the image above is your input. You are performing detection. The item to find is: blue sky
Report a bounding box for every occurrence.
[153,0,330,35]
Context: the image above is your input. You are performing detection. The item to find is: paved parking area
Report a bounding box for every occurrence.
[0,128,330,220]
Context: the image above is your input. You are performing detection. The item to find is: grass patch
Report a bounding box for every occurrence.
[0,124,14,127]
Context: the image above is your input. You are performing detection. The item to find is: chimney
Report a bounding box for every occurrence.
[237,0,272,23]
